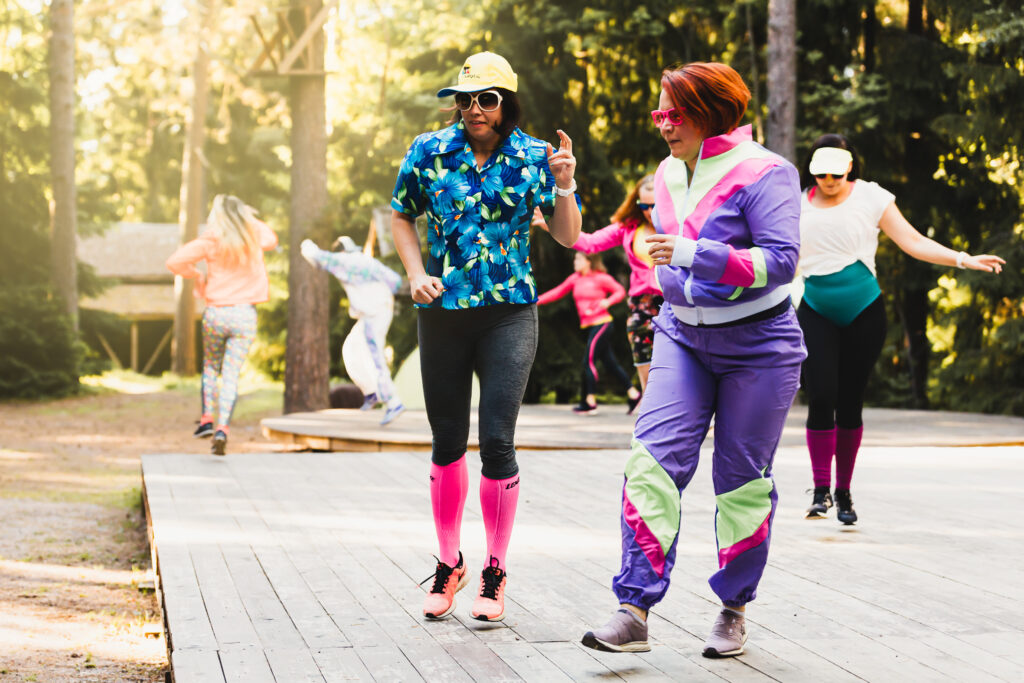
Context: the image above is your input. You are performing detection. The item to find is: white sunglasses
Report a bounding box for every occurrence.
[454,89,503,112]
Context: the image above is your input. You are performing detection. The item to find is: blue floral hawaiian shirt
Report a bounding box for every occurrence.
[391,121,557,309]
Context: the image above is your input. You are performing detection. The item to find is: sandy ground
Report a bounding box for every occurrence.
[0,374,287,682]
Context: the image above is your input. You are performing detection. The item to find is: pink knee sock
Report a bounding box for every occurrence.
[835,426,863,490]
[430,456,468,567]
[807,428,836,488]
[479,473,520,572]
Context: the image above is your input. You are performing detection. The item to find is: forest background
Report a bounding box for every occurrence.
[2,0,1022,415]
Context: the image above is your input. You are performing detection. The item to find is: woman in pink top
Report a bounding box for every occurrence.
[537,175,662,392]
[537,252,641,414]
[166,194,278,455]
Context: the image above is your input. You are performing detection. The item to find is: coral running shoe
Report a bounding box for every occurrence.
[421,553,467,620]
[471,556,507,622]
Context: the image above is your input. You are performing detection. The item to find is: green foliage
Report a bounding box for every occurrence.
[6,0,1020,410]
[0,286,82,398]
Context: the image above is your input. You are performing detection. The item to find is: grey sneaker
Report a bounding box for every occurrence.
[581,608,650,653]
[702,608,747,658]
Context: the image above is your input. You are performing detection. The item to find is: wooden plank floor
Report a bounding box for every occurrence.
[144,444,1024,682]
[260,404,1024,452]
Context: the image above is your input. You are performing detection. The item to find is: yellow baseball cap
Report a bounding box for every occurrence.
[437,51,518,97]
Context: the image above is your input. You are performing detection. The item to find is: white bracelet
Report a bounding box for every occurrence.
[956,251,968,269]
[554,179,577,197]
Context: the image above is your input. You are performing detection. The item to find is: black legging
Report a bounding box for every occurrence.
[798,295,887,430]
[581,322,633,397]
[418,303,537,480]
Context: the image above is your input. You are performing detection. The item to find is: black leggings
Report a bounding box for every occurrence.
[418,303,537,480]
[798,295,887,430]
[581,322,632,397]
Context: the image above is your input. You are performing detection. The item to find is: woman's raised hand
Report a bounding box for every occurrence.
[546,129,576,191]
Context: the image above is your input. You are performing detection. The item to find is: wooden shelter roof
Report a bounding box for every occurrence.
[78,222,202,319]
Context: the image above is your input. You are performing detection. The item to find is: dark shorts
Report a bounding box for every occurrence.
[625,294,664,366]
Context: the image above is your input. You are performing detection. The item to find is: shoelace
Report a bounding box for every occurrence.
[479,566,504,600]
[420,559,455,595]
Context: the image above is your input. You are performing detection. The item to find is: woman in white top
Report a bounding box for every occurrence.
[797,134,1004,524]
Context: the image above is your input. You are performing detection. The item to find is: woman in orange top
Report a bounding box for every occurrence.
[166,195,278,455]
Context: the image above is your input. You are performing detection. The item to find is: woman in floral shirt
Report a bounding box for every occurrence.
[390,52,580,624]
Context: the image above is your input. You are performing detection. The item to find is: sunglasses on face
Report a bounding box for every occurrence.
[814,172,847,180]
[637,202,654,211]
[455,89,503,112]
[650,107,686,126]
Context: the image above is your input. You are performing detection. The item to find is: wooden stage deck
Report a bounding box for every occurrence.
[144,438,1024,681]
[261,404,1024,452]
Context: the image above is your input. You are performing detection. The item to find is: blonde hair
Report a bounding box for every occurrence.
[207,194,260,267]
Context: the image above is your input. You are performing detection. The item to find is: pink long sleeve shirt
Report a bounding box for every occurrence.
[572,218,661,297]
[536,271,626,328]
[165,220,278,307]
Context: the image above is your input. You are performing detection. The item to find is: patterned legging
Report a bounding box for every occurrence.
[201,304,257,427]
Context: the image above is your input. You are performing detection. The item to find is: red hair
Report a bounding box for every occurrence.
[661,62,750,138]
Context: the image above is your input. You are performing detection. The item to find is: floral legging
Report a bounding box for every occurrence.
[201,304,257,427]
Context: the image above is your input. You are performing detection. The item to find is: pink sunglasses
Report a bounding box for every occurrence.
[651,107,686,126]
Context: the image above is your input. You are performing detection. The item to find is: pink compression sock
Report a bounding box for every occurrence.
[479,473,520,572]
[806,428,836,488]
[835,426,864,490]
[430,456,468,567]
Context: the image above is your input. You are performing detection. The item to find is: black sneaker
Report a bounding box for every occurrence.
[834,488,857,525]
[805,486,833,519]
[572,402,599,415]
[211,430,227,456]
[193,422,214,438]
[627,390,642,415]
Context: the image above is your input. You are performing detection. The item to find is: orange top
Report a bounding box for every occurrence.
[165,220,278,306]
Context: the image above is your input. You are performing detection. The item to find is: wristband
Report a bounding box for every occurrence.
[956,251,968,269]
[554,179,577,197]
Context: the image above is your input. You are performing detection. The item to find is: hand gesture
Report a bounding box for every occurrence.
[300,238,319,263]
[964,253,1005,273]
[545,129,576,192]
[531,207,550,232]
[409,273,444,305]
[646,233,678,266]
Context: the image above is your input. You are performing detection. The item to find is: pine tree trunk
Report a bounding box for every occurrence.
[172,0,216,375]
[283,0,330,413]
[49,0,77,329]
[766,0,797,163]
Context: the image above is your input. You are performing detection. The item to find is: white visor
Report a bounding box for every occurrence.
[809,147,853,176]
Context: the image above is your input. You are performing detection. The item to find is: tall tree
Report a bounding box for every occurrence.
[766,0,796,162]
[49,0,77,328]
[283,0,330,413]
[172,0,217,375]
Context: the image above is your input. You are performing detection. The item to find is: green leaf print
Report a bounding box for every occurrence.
[434,156,444,174]
[500,189,514,206]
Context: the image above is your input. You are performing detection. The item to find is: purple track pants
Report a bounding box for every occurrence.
[612,305,806,609]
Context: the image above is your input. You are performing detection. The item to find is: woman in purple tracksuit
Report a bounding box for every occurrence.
[582,62,806,659]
